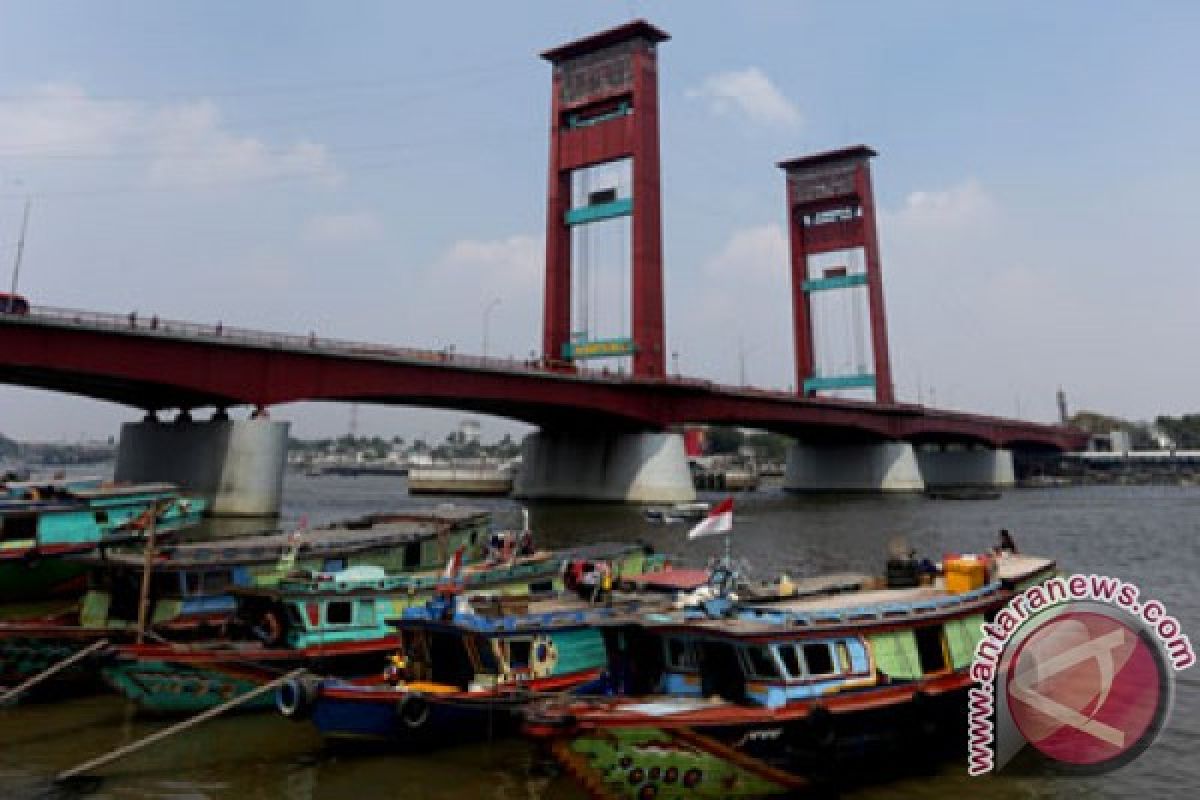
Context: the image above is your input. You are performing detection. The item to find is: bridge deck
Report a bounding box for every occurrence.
[0,307,1087,450]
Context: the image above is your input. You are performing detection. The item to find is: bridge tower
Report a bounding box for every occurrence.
[541,20,668,378]
[517,20,692,503]
[779,146,894,403]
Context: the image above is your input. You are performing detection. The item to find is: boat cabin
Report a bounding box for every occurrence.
[599,554,1057,709]
[387,598,620,692]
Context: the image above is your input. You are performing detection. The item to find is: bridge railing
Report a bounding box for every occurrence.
[23,305,732,390]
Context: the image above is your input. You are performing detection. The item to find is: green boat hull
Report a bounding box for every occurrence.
[101,660,273,714]
[0,635,106,688]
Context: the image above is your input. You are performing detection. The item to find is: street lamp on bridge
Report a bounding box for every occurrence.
[482,298,502,358]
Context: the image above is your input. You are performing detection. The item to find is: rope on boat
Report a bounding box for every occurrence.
[55,667,306,782]
[0,638,110,706]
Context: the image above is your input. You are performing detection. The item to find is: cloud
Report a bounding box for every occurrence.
[303,211,384,244]
[377,233,543,358]
[883,179,997,235]
[439,234,541,282]
[146,100,339,188]
[0,83,340,188]
[0,83,136,154]
[703,222,788,283]
[668,222,794,388]
[686,68,802,128]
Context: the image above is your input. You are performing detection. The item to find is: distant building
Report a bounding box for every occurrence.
[459,419,482,446]
[1089,430,1132,454]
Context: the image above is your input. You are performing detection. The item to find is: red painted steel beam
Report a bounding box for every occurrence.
[0,316,1088,452]
[541,21,667,378]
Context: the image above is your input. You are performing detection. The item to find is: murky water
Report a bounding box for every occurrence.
[2,475,1196,798]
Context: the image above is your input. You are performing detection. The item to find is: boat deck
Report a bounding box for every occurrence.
[77,520,473,569]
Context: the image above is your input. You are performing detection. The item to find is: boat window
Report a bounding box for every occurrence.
[94,510,109,525]
[776,644,803,678]
[803,643,836,677]
[836,640,852,673]
[507,638,532,670]
[915,626,948,674]
[356,600,375,625]
[0,514,37,542]
[742,646,781,680]
[474,636,498,671]
[326,601,354,625]
[664,637,697,670]
[323,558,346,573]
[429,631,475,689]
[285,603,306,629]
[403,541,422,569]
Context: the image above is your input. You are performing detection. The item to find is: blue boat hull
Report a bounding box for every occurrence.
[308,676,607,746]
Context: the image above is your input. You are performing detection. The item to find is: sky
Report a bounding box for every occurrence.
[1,1,1197,442]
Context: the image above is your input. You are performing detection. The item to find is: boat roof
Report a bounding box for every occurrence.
[637,554,1057,638]
[230,541,648,598]
[77,511,489,571]
[65,482,180,499]
[397,592,658,635]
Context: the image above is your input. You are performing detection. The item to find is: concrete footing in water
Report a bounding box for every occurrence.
[784,440,926,493]
[115,416,289,516]
[514,430,695,504]
[784,440,1016,492]
[916,444,1015,489]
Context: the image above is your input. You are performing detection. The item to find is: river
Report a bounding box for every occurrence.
[1,475,1196,798]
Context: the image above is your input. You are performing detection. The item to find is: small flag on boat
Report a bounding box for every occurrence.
[688,497,734,539]
[443,545,466,579]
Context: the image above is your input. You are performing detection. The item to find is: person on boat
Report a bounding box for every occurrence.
[996,529,1019,555]
[383,653,410,686]
[599,563,614,606]
[518,529,535,557]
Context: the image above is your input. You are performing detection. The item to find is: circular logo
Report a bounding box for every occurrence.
[1004,609,1171,771]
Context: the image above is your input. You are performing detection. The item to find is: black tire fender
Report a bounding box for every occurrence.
[276,674,321,720]
[398,691,431,729]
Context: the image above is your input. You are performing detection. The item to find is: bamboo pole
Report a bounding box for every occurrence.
[135,504,160,645]
[0,638,110,705]
[56,668,306,782]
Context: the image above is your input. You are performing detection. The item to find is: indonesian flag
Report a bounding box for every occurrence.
[443,545,466,579]
[688,497,734,539]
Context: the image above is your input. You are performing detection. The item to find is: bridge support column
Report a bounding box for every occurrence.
[783,441,925,493]
[115,416,289,516]
[514,430,695,504]
[915,444,1015,489]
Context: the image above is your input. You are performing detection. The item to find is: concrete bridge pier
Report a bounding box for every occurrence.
[915,444,1015,489]
[783,440,925,493]
[115,412,289,516]
[514,430,695,504]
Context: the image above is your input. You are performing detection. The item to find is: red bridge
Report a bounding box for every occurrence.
[0,21,1084,511]
[0,307,1080,450]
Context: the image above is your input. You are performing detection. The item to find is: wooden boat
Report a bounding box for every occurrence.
[523,553,1057,799]
[281,593,656,745]
[100,541,667,714]
[642,503,711,524]
[0,482,207,601]
[0,508,491,694]
[925,488,1002,501]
